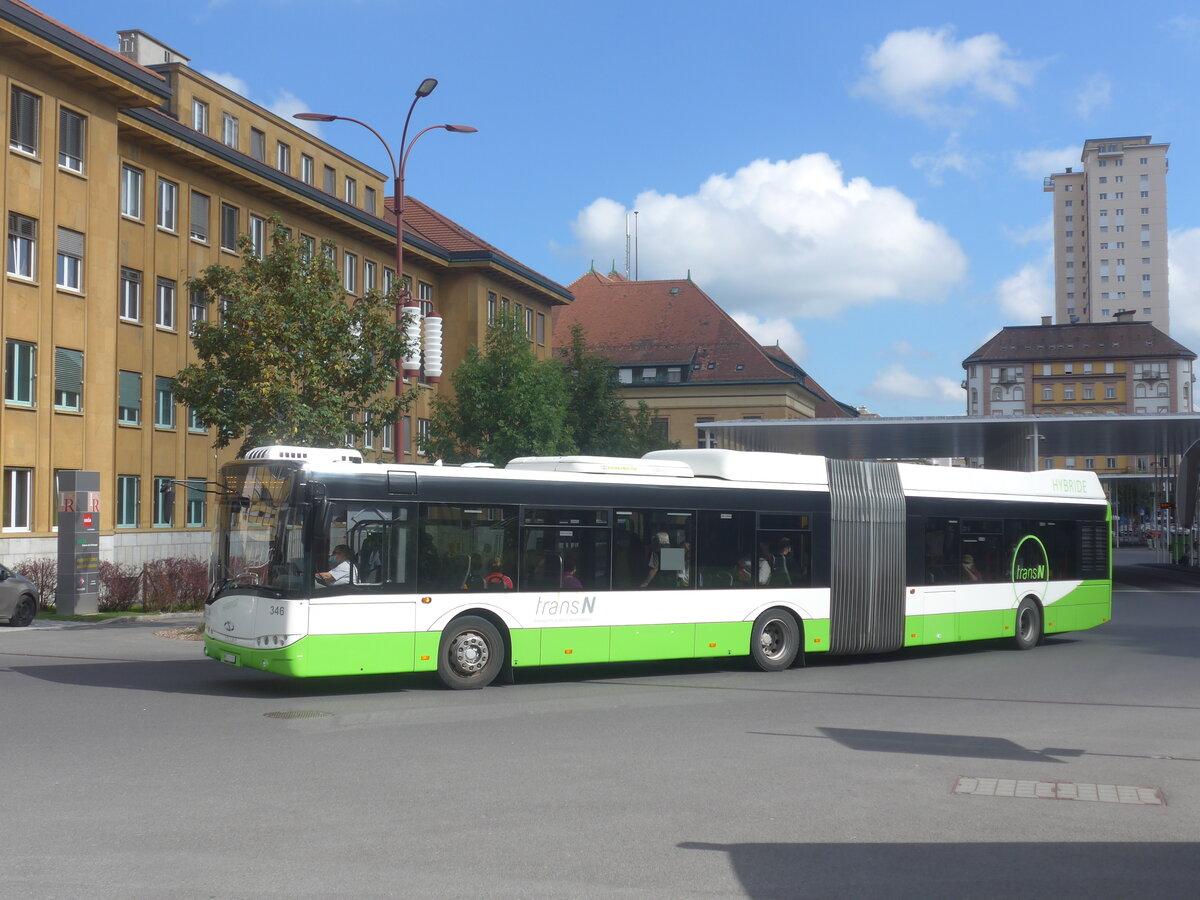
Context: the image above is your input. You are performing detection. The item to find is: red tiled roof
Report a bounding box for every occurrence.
[384,195,568,300]
[964,321,1196,363]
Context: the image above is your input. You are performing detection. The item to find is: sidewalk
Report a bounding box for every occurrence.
[16,611,203,631]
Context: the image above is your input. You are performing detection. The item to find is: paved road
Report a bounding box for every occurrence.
[1,567,1198,899]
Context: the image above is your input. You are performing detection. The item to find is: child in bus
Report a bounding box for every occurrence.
[484,556,513,590]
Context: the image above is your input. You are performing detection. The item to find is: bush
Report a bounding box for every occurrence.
[98,560,141,612]
[142,557,208,612]
[13,557,57,609]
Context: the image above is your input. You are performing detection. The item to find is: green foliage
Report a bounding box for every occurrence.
[174,219,413,455]
[425,314,573,465]
[559,324,678,456]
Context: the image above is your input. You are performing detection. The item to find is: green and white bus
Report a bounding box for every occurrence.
[203,446,1112,689]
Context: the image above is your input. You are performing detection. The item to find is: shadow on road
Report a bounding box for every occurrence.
[678,841,1200,899]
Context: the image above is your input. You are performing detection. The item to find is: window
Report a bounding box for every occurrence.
[418,280,433,315]
[1042,387,1052,401]
[190,191,210,242]
[301,154,314,185]
[363,412,374,450]
[222,113,238,148]
[154,376,175,428]
[7,212,36,279]
[361,260,378,292]
[54,347,82,410]
[276,141,290,173]
[301,234,315,262]
[343,251,357,292]
[249,214,265,257]
[116,475,140,528]
[1106,457,1117,469]
[156,178,178,231]
[154,476,174,527]
[55,227,83,291]
[525,307,534,340]
[120,165,144,219]
[3,468,32,531]
[4,340,36,406]
[487,291,497,325]
[9,86,39,155]
[58,107,85,171]
[1083,387,1094,400]
[537,311,546,345]
[118,371,141,425]
[364,186,376,215]
[695,416,716,448]
[119,267,142,321]
[1063,387,1075,400]
[344,176,357,205]
[417,417,430,455]
[188,406,206,432]
[381,421,393,453]
[220,203,239,251]
[384,267,395,294]
[186,478,207,527]
[155,277,176,329]
[323,165,336,194]
[191,98,208,134]
[249,128,265,162]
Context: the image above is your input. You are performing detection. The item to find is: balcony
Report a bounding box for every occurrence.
[1043,177,1055,192]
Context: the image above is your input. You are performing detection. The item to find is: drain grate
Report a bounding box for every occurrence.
[954,777,1164,806]
[263,710,333,720]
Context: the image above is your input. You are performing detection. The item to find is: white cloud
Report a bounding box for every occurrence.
[1076,73,1111,119]
[1003,217,1053,245]
[869,364,964,404]
[1169,228,1200,339]
[731,313,806,362]
[570,155,967,321]
[269,90,321,136]
[200,72,321,136]
[996,254,1053,322]
[856,26,1036,121]
[1013,145,1079,179]
[201,70,250,97]
[910,132,976,185]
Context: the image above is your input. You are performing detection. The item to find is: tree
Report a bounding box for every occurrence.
[559,324,678,456]
[175,220,412,455]
[424,314,573,465]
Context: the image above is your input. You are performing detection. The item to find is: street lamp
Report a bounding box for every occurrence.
[295,79,477,457]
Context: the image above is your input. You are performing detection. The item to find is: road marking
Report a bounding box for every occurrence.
[954,777,1164,805]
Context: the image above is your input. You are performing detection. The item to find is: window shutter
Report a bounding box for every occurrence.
[9,212,36,239]
[10,88,39,151]
[55,348,83,393]
[119,371,141,409]
[56,227,84,258]
[190,192,209,239]
[59,108,82,156]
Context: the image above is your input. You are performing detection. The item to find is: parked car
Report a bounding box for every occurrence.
[0,564,38,627]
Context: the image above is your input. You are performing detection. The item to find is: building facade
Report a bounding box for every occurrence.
[1,1,568,567]
[1045,136,1169,331]
[963,318,1195,472]
[554,270,854,449]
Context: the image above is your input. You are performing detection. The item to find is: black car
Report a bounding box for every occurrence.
[0,564,38,627]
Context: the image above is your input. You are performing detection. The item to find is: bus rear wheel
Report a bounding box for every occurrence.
[1013,598,1043,650]
[750,607,800,671]
[438,616,504,690]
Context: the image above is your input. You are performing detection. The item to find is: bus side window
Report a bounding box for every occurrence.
[696,510,754,589]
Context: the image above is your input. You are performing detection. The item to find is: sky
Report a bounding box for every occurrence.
[36,0,1200,416]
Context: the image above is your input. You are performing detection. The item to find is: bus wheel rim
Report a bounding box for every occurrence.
[760,619,786,659]
[451,632,489,674]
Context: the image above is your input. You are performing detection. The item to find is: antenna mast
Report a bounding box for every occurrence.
[624,213,631,281]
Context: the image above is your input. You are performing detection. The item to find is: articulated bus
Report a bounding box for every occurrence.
[203,446,1112,689]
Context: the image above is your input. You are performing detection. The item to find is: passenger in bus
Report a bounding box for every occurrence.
[961,554,982,582]
[562,556,583,591]
[483,556,514,590]
[641,532,671,588]
[735,557,754,585]
[316,545,357,586]
[757,544,773,585]
[771,538,794,585]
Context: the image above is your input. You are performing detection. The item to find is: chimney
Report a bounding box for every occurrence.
[1041,316,1052,326]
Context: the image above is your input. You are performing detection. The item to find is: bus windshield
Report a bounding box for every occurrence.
[212,462,308,598]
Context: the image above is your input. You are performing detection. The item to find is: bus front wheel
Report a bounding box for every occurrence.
[750,608,800,671]
[438,616,504,690]
[1013,598,1043,650]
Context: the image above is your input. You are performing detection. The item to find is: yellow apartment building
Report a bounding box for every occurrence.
[1,2,569,566]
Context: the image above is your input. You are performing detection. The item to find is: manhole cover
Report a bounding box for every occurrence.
[954,777,1164,806]
[263,710,333,720]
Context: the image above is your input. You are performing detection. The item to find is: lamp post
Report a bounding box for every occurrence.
[295,78,476,458]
